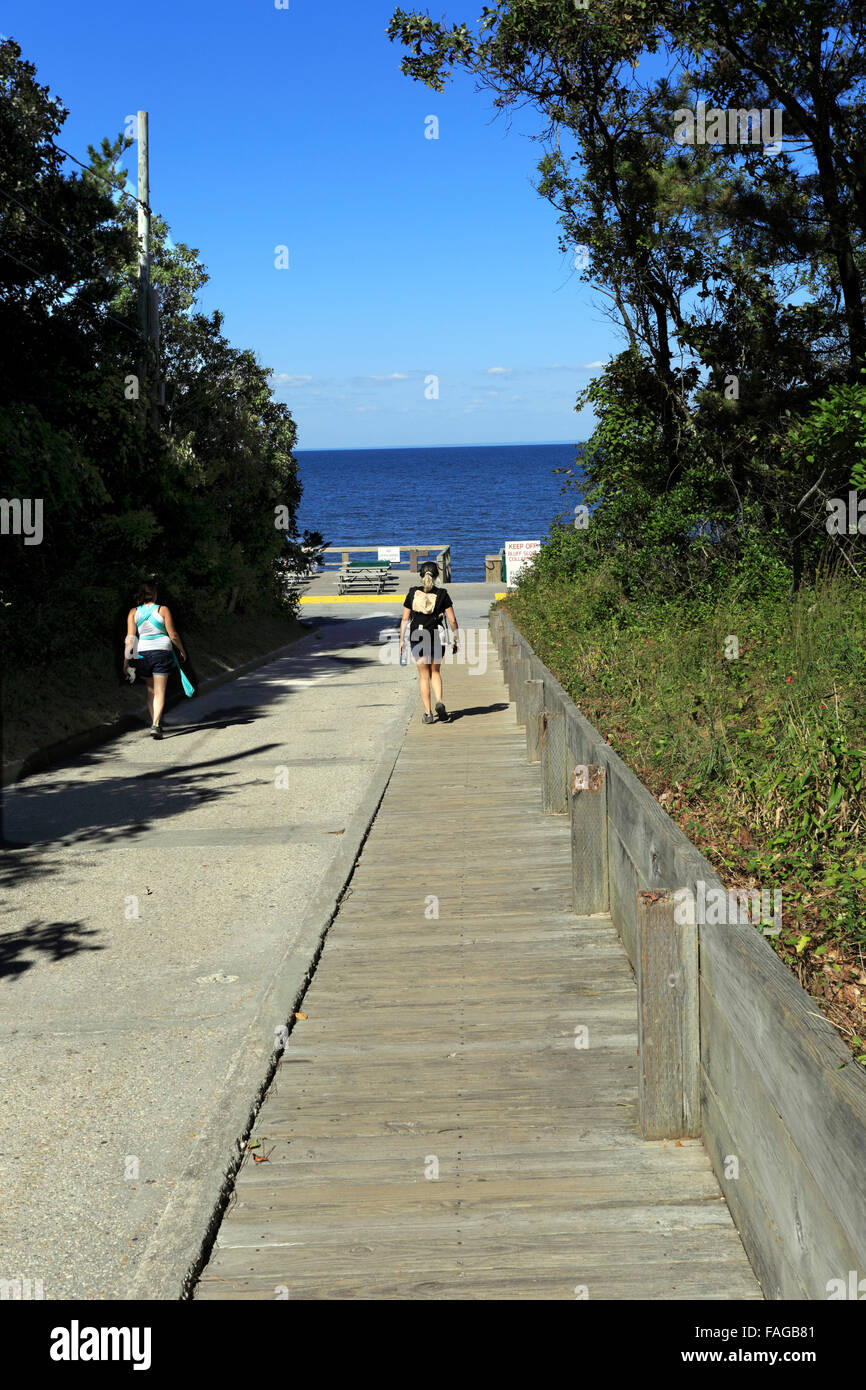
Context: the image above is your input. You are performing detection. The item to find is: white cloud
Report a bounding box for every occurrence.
[269,373,313,386]
[368,372,410,381]
[485,366,511,375]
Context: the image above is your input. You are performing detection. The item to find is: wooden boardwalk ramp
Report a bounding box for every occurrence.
[196,634,762,1300]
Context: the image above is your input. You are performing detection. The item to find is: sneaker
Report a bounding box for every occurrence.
[150,724,163,739]
[422,712,435,724]
[434,701,448,723]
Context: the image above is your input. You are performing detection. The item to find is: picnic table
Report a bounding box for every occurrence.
[337,560,392,594]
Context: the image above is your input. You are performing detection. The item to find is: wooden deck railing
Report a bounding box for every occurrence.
[320,545,451,582]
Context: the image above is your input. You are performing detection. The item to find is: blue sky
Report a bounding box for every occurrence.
[4,0,616,448]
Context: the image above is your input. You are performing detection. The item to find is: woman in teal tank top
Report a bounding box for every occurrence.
[123,580,187,739]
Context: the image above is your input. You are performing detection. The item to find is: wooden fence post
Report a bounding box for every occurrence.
[514,657,531,725]
[636,890,700,1139]
[540,710,568,813]
[570,764,609,914]
[525,680,544,763]
[505,639,519,694]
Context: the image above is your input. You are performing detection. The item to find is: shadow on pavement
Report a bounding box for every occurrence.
[162,704,266,737]
[1,743,282,854]
[0,918,103,981]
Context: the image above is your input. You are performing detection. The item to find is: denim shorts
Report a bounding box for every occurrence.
[410,627,446,665]
[136,648,174,677]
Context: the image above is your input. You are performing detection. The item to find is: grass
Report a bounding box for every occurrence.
[503,570,866,1062]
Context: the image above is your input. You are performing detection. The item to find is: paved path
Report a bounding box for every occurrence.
[196,639,762,1300]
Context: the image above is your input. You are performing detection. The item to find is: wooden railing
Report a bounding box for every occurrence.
[320,545,451,582]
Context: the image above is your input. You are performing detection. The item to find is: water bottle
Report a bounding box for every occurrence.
[126,666,137,684]
[400,630,409,666]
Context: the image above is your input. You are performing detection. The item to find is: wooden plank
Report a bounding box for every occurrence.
[607,821,639,968]
[570,763,609,914]
[513,656,532,726]
[636,890,700,1139]
[231,1174,724,1216]
[197,1266,762,1301]
[227,1145,713,1186]
[700,915,866,1269]
[212,1200,739,1250]
[540,710,569,813]
[524,678,544,763]
[201,1225,748,1270]
[700,978,866,1296]
[700,1070,794,1301]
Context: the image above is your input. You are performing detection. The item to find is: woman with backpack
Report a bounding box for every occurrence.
[123,580,187,739]
[400,560,459,724]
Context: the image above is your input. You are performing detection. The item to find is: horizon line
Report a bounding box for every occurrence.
[295,439,584,452]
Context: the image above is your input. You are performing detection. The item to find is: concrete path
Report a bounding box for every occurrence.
[0,605,435,1299]
[195,636,762,1300]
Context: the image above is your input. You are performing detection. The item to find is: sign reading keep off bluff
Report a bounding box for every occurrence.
[504,540,541,586]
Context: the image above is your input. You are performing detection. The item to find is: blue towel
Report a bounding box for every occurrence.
[137,604,195,697]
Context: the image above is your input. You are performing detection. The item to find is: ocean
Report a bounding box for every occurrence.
[294,442,584,582]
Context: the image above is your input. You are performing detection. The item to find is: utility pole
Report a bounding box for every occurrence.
[137,110,150,365]
[136,110,160,424]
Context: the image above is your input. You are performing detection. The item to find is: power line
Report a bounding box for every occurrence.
[0,242,144,340]
[0,185,138,286]
[48,139,152,215]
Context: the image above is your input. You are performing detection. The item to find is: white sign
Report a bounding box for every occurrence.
[378,546,401,562]
[504,539,541,586]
